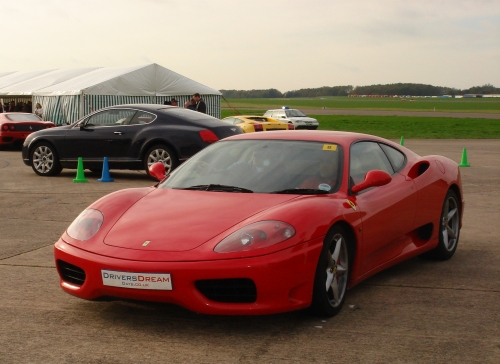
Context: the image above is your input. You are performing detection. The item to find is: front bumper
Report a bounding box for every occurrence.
[54,237,323,315]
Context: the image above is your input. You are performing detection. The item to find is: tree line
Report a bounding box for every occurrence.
[220,83,500,98]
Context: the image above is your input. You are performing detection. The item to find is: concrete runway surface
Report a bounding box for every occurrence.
[0,139,499,364]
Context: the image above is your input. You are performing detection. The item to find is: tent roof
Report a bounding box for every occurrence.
[0,67,100,96]
[0,69,56,89]
[0,64,220,97]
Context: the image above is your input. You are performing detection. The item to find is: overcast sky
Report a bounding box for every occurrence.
[1,0,499,92]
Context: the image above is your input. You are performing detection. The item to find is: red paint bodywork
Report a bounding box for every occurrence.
[54,131,464,315]
[0,113,55,145]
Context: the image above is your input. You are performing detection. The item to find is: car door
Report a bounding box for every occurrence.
[349,141,418,275]
[59,109,138,161]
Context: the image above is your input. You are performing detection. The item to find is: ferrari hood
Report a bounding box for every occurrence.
[104,189,298,252]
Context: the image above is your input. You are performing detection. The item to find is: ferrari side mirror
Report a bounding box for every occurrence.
[351,170,392,193]
[149,162,166,181]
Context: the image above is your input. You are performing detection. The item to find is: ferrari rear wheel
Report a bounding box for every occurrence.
[31,142,62,176]
[144,144,178,177]
[423,189,461,260]
[311,225,352,317]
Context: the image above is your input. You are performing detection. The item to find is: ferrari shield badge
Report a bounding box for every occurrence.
[142,240,151,247]
[346,200,357,211]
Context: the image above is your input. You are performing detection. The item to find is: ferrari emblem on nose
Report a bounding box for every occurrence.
[142,240,151,247]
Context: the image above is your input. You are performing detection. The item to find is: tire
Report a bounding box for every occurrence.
[144,144,178,177]
[422,189,461,260]
[30,142,62,176]
[311,225,353,317]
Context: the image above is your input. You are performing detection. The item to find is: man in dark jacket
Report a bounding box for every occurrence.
[193,93,207,113]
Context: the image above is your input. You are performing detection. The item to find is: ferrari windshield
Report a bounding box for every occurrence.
[160,140,343,194]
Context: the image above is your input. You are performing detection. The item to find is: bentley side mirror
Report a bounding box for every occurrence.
[351,170,392,193]
[149,162,166,181]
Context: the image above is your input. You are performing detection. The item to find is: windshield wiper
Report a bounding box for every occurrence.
[271,188,329,195]
[181,184,253,193]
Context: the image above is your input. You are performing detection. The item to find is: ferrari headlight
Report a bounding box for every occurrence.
[214,220,295,253]
[66,209,104,241]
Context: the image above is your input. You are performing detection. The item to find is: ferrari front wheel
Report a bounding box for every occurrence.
[423,189,461,260]
[311,226,352,317]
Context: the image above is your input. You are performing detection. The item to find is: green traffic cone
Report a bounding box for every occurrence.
[73,157,88,182]
[400,136,404,146]
[459,148,470,167]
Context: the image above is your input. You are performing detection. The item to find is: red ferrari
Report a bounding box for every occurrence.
[54,131,463,316]
[0,113,55,147]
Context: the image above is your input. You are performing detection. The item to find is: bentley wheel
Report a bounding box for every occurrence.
[311,226,352,317]
[423,189,461,260]
[31,142,62,176]
[144,144,178,177]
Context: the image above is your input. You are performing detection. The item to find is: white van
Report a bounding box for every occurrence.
[263,107,318,130]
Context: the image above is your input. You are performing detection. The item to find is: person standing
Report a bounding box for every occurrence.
[193,93,207,113]
[34,103,43,119]
[185,98,197,110]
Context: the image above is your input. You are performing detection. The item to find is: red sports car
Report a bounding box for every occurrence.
[0,113,55,146]
[54,131,463,316]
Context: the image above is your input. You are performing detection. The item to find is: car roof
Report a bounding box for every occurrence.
[100,104,177,112]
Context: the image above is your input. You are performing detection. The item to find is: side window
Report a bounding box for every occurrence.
[86,109,137,127]
[129,111,156,125]
[350,141,394,185]
[379,143,406,172]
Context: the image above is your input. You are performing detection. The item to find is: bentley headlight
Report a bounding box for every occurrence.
[214,221,295,253]
[66,209,104,241]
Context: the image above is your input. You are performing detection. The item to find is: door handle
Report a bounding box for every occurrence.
[114,131,123,135]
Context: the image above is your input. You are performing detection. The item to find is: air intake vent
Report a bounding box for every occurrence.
[57,260,86,286]
[195,278,257,303]
[407,161,430,179]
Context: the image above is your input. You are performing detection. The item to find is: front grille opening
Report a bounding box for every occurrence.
[57,260,86,286]
[195,278,257,303]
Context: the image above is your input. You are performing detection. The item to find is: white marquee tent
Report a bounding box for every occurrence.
[0,64,222,124]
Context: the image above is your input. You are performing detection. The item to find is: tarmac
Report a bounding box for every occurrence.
[0,139,499,363]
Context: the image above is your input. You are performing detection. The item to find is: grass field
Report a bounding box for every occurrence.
[222,96,500,113]
[221,108,500,139]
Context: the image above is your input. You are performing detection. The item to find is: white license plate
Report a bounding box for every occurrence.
[101,269,172,290]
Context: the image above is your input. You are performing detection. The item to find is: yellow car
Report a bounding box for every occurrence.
[222,115,294,133]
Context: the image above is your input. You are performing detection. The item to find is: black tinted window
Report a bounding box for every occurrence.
[350,141,394,185]
[129,111,156,125]
[380,143,406,172]
[87,109,137,127]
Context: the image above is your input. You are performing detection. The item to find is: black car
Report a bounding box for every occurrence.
[22,104,242,177]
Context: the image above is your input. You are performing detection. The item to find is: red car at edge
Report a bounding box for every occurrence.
[54,131,463,316]
[0,113,55,147]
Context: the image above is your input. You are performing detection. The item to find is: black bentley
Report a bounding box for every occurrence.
[22,104,242,177]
